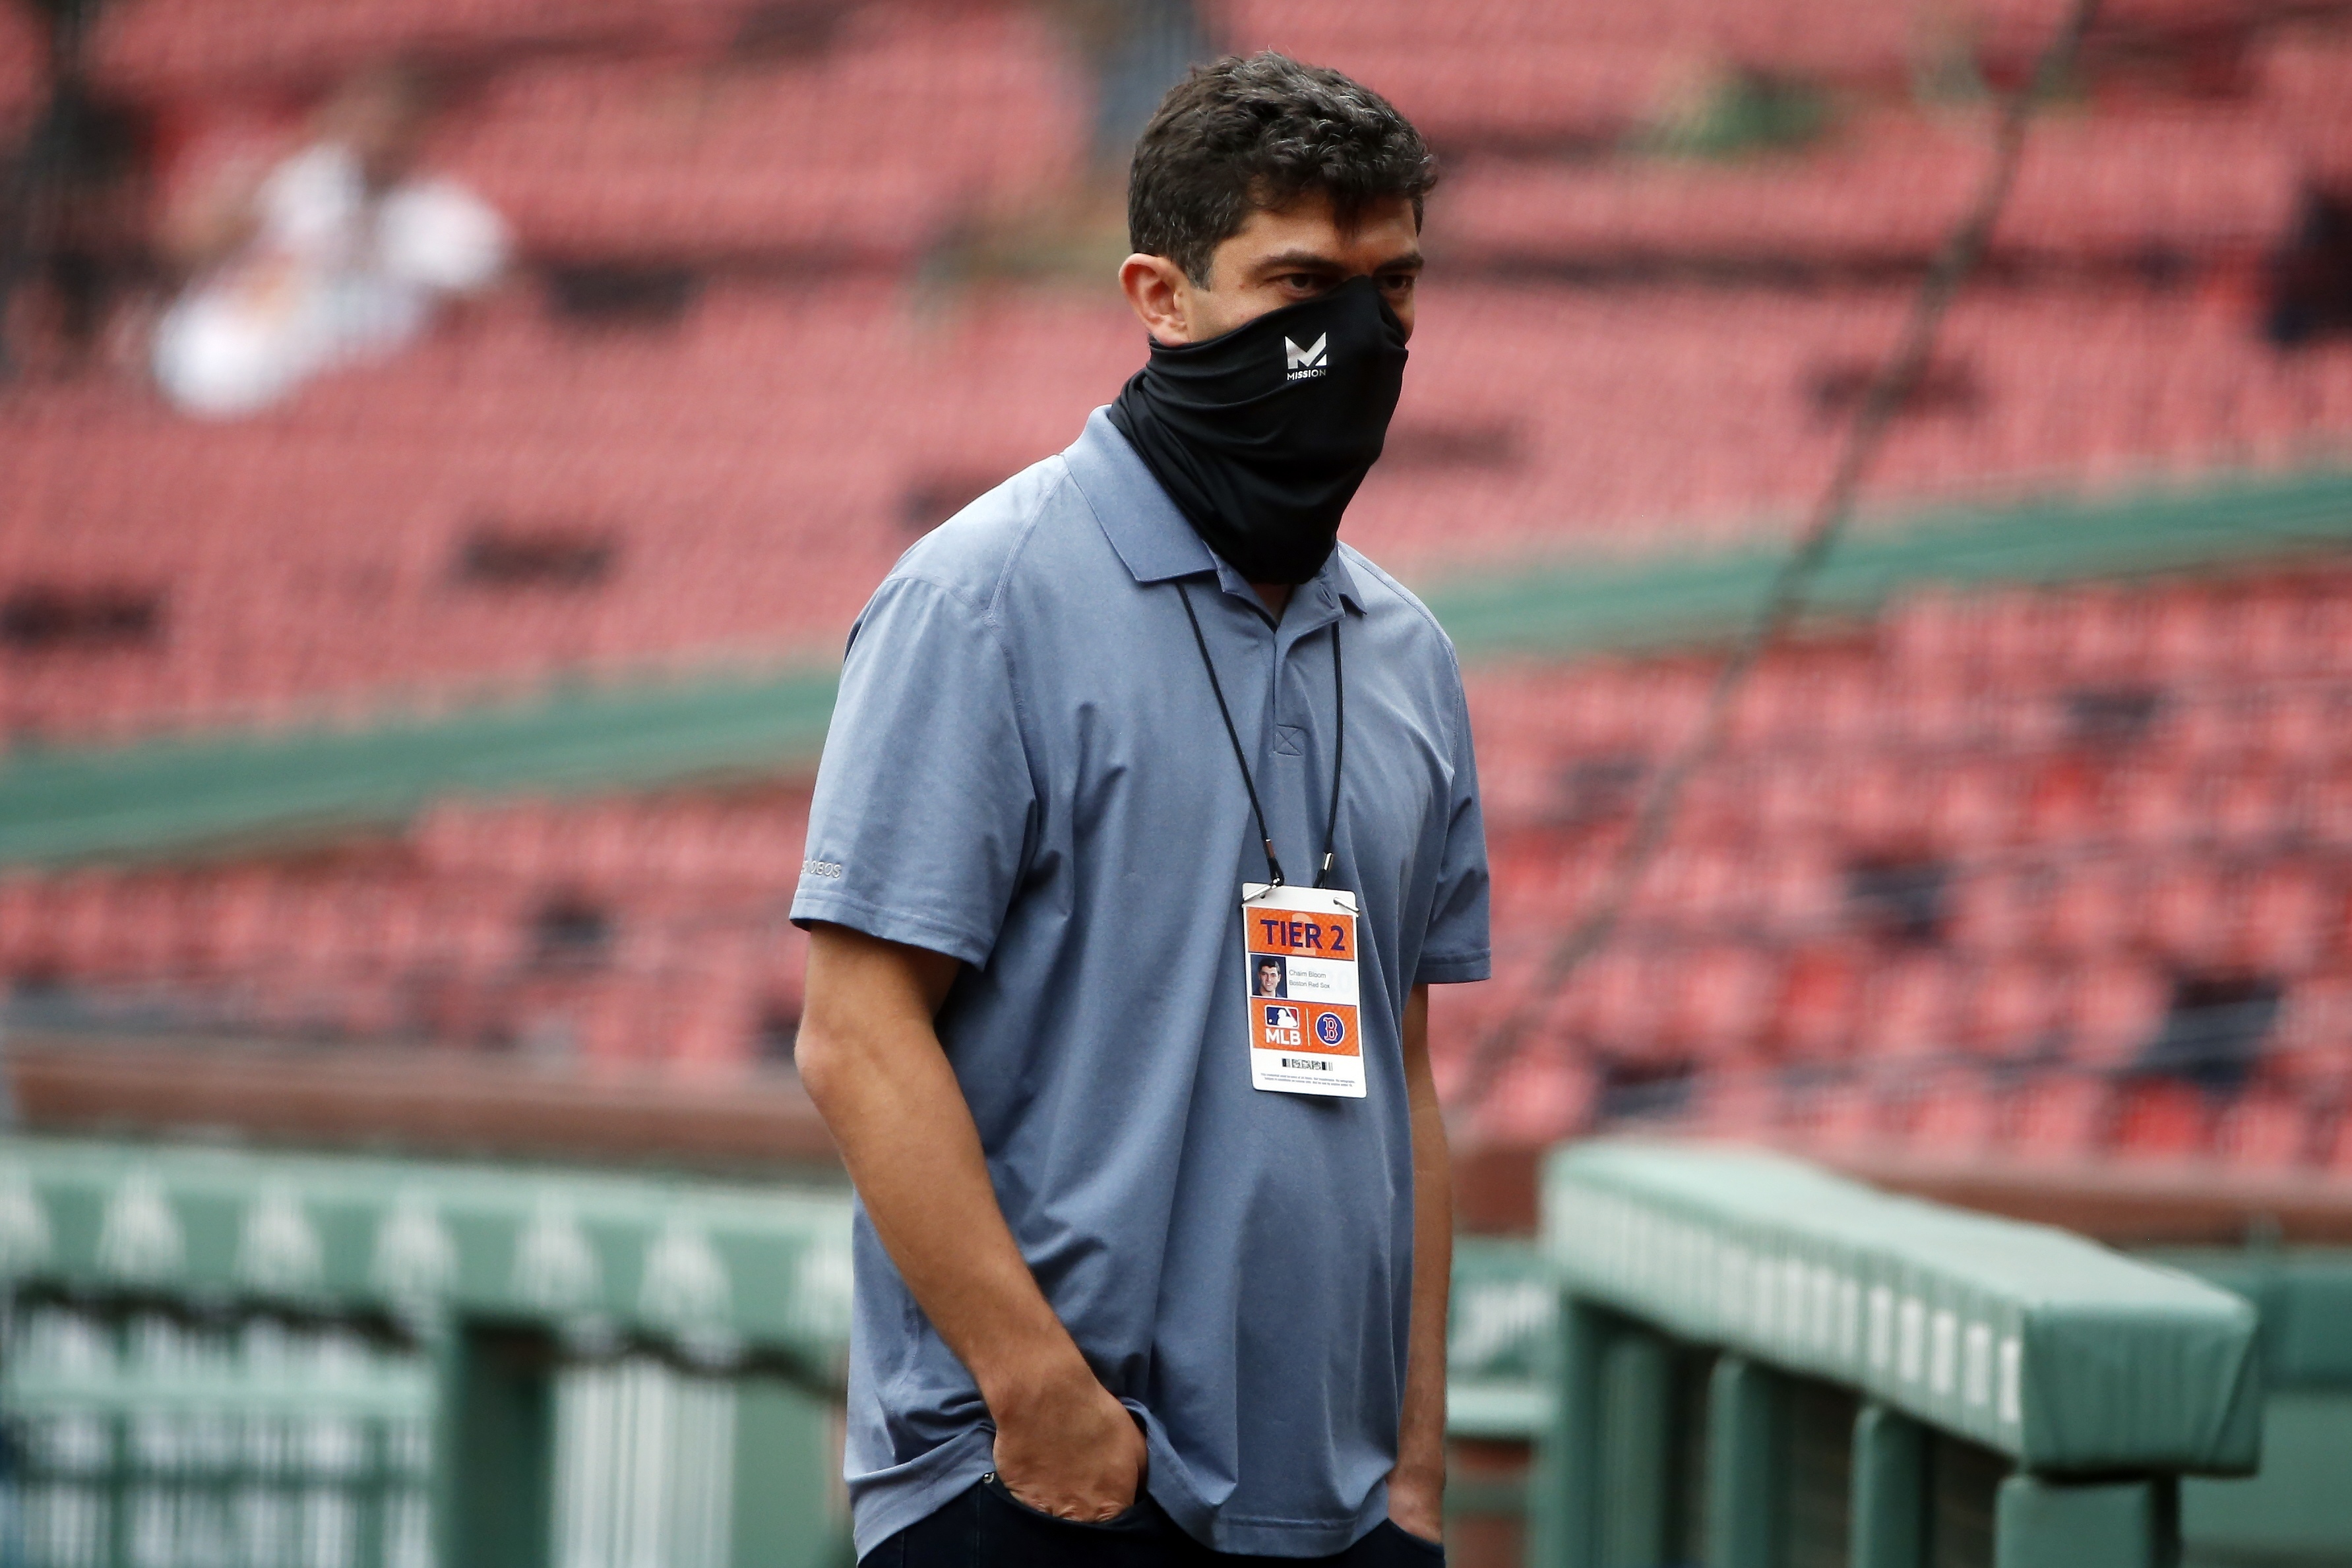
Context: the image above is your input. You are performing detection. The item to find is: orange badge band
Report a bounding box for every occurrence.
[1245,909,1356,961]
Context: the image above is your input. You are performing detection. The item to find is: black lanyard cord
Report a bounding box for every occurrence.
[1177,581,1284,886]
[1320,625,1344,887]
[1175,579,1346,890]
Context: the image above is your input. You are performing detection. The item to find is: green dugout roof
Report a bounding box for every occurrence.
[1544,1141,2264,1474]
[0,468,2345,867]
[0,1133,855,1380]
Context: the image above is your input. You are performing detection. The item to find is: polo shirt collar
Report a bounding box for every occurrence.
[1065,407,1365,617]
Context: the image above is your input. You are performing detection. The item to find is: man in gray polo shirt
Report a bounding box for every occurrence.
[793,53,1489,1567]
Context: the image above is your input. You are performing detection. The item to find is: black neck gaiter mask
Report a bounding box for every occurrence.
[1109,275,1409,585]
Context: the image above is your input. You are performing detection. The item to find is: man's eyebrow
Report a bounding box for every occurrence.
[1251,250,1348,273]
[1251,248,1426,274]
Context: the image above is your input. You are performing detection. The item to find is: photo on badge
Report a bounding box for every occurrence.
[1254,955,1288,998]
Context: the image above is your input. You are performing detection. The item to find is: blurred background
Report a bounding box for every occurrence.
[0,0,2350,1565]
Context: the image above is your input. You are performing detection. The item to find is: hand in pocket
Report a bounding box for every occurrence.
[990,1375,1146,1521]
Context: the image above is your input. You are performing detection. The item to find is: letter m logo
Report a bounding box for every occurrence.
[1284,334,1328,372]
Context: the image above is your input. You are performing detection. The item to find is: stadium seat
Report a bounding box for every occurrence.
[1963,958,2064,1060]
[2213,1087,2313,1172]
[1690,1066,1783,1141]
[2112,1075,2215,1162]
[1789,1075,1886,1157]
[1475,1045,1597,1147]
[2008,1073,2113,1163]
[1770,945,1867,1066]
[1900,1066,2003,1159]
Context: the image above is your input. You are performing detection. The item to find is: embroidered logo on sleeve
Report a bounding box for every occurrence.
[801,859,844,880]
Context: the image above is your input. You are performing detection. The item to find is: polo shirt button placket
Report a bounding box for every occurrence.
[1268,628,1284,749]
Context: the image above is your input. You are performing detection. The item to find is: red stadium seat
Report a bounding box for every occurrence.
[1666,944,1781,1060]
[1964,959,2064,1060]
[2112,1077,2214,1162]
[2322,1108,2352,1179]
[2229,866,2330,977]
[1690,1068,1783,1142]
[1946,867,2048,957]
[2041,863,2140,959]
[2213,1088,2313,1172]
[2008,1073,2113,1164]
[2063,961,2171,1068]
[1476,1046,1597,1147]
[1772,945,1867,1066]
[1788,1075,1886,1157]
[1900,1066,2002,1159]
[1853,953,1963,1064]
[2143,862,2227,970]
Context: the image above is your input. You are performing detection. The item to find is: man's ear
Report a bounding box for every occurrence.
[1119,253,1196,346]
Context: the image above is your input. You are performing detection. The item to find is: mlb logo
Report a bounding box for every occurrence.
[1264,1005,1300,1031]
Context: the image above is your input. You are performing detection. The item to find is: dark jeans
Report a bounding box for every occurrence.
[859,1477,1446,1568]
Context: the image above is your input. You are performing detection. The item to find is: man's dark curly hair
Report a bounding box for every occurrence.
[1129,52,1436,286]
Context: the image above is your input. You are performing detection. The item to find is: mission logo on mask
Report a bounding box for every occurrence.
[1284,334,1328,381]
[1241,882,1365,1097]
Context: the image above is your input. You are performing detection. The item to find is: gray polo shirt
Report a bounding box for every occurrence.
[791,407,1490,1559]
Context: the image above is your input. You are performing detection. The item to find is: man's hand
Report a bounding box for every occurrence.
[991,1362,1148,1521]
[1386,1463,1444,1546]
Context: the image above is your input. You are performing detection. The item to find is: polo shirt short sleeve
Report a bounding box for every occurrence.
[1415,669,1490,987]
[789,574,1034,968]
[792,410,1490,1561]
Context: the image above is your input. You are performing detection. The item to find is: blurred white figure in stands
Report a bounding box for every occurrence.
[152,68,507,417]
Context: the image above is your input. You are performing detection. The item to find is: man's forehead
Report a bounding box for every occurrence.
[1224,193,1421,258]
